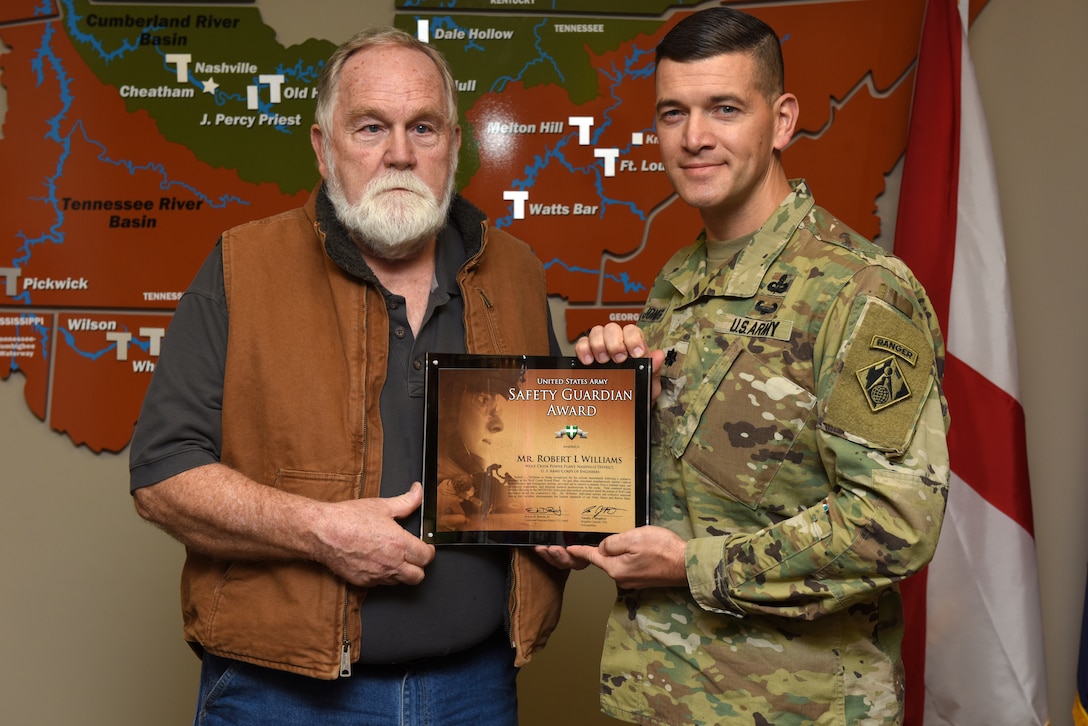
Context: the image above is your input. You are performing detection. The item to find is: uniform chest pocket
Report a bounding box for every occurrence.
[666,344,817,510]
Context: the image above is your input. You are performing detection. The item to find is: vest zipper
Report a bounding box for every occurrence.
[340,634,352,678]
[339,287,370,678]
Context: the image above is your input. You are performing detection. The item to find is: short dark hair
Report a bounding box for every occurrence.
[656,7,785,103]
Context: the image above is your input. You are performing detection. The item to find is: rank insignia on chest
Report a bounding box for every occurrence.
[856,356,911,412]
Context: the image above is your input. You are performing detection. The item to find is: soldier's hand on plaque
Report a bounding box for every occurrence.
[534,545,591,571]
[575,323,664,400]
[562,526,687,589]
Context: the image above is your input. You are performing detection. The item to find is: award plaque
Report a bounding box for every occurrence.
[421,353,650,546]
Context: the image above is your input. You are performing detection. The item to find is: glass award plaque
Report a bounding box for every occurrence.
[421,353,650,546]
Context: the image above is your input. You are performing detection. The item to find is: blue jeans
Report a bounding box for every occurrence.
[194,630,519,725]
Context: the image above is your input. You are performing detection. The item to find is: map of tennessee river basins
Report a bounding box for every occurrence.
[0,0,924,453]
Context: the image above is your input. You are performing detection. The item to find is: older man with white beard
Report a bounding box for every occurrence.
[128,27,566,726]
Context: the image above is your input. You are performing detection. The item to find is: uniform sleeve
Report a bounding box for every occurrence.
[686,264,950,619]
[128,243,228,492]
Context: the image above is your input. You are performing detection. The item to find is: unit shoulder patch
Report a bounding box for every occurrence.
[821,295,935,454]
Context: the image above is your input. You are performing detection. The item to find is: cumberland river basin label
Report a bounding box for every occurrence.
[421,353,650,546]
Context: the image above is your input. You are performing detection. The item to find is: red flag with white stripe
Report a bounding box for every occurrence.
[894,1,1049,723]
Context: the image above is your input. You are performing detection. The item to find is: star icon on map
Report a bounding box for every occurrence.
[202,77,219,94]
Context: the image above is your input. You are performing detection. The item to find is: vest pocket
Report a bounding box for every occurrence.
[190,469,361,675]
[274,469,361,502]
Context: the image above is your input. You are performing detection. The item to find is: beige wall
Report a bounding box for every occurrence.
[1,0,1084,723]
[969,1,1088,724]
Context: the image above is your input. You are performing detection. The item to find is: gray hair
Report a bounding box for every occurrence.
[314,27,459,132]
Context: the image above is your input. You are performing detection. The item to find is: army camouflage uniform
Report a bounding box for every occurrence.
[600,180,950,725]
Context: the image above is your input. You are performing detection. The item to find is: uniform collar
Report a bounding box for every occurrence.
[664,179,814,301]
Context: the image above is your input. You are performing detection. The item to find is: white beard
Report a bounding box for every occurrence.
[326,164,455,261]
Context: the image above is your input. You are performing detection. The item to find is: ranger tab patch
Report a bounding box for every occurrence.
[870,335,918,367]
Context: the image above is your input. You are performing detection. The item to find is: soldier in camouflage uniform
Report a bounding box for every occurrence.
[541,7,949,725]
